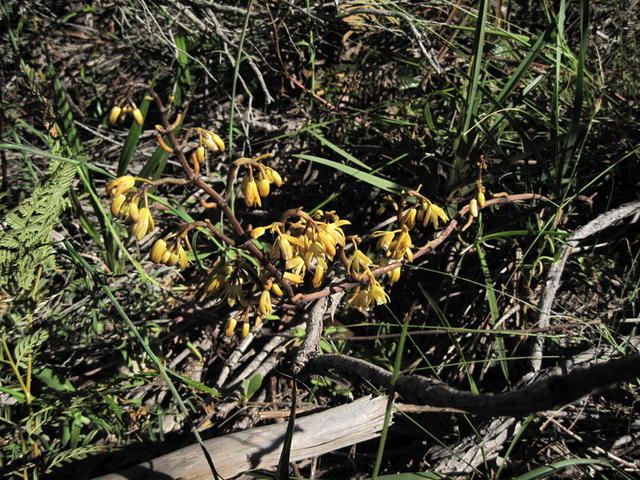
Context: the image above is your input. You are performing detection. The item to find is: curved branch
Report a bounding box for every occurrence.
[532,199,640,372]
[304,353,640,417]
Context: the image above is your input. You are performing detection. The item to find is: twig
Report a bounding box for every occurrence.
[292,296,328,374]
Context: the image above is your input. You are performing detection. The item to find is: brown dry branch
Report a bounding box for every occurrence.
[303,352,640,417]
[531,199,640,372]
[295,193,552,305]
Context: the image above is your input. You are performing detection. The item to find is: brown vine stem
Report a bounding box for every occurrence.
[295,193,553,304]
[147,89,295,298]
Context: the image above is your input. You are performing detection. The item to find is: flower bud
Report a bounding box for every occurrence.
[469,198,479,218]
[259,289,272,316]
[106,175,136,197]
[241,322,250,337]
[178,245,189,269]
[225,317,237,337]
[477,191,486,208]
[110,194,126,217]
[265,167,283,187]
[132,108,144,126]
[256,174,270,198]
[251,226,266,239]
[271,282,283,296]
[150,239,167,263]
[195,146,206,164]
[109,106,122,125]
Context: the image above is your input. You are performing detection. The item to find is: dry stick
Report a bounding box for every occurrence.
[291,296,328,374]
[531,199,640,372]
[304,353,640,417]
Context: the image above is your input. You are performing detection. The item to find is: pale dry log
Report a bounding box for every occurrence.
[92,395,388,480]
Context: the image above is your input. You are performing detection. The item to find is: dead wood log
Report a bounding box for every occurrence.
[92,395,388,480]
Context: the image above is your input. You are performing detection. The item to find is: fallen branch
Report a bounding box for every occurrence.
[532,199,640,372]
[304,353,640,416]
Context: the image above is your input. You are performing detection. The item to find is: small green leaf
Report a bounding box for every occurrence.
[34,367,75,392]
[243,374,263,402]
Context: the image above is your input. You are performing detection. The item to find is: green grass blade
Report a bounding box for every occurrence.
[117,95,150,177]
[476,241,509,381]
[496,24,554,104]
[558,0,589,197]
[512,458,609,480]
[307,129,372,171]
[450,0,489,185]
[294,153,404,193]
[371,308,409,480]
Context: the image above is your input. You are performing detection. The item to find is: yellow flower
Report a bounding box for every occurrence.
[195,146,206,164]
[108,106,122,124]
[150,239,167,263]
[367,281,389,306]
[256,172,270,198]
[265,167,283,187]
[251,226,267,239]
[272,234,294,261]
[225,317,237,337]
[270,282,283,296]
[312,263,325,288]
[428,204,449,229]
[283,272,304,285]
[177,245,189,269]
[348,287,369,312]
[201,130,225,151]
[124,196,140,224]
[131,207,154,241]
[241,175,262,207]
[106,175,136,197]
[326,219,350,246]
[401,207,418,229]
[316,229,337,258]
[469,198,479,218]
[132,108,144,126]
[241,321,250,337]
[388,266,401,284]
[259,289,272,316]
[286,256,306,277]
[110,194,127,217]
[390,227,411,260]
[349,249,373,276]
[372,230,396,252]
[477,191,486,208]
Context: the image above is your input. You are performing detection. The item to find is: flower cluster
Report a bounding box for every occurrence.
[372,188,449,284]
[463,157,489,231]
[149,237,189,269]
[201,259,271,337]
[109,101,144,126]
[104,90,458,338]
[253,209,350,289]
[236,154,283,208]
[346,245,390,311]
[106,176,155,241]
